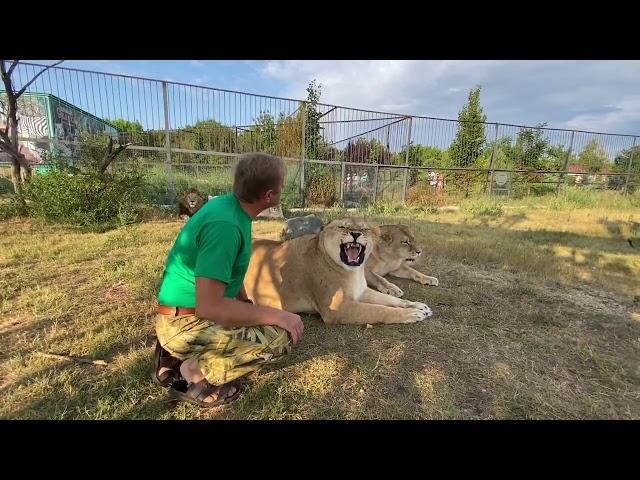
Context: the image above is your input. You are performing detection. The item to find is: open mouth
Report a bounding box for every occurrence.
[340,242,366,267]
[189,202,197,208]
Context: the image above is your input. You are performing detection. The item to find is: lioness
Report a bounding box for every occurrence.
[245,218,432,325]
[365,224,439,298]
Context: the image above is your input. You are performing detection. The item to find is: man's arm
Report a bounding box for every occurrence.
[236,283,252,303]
[195,277,303,343]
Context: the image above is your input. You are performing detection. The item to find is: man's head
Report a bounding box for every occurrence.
[233,153,286,208]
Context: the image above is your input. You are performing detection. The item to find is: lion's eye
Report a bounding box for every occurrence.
[402,241,409,245]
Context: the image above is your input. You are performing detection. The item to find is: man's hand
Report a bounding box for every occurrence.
[274,311,304,344]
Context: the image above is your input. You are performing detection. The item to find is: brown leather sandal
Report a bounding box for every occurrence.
[151,339,183,388]
[169,379,243,408]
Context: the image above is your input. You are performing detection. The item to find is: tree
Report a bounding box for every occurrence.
[368,138,391,165]
[546,143,574,171]
[448,86,487,197]
[344,138,372,164]
[302,80,337,206]
[613,145,640,174]
[304,80,322,160]
[76,132,131,174]
[107,118,143,133]
[106,118,145,147]
[182,119,236,164]
[611,145,640,191]
[578,139,609,174]
[0,60,63,197]
[504,123,550,170]
[252,112,277,154]
[449,86,487,168]
[275,109,303,158]
[399,143,449,186]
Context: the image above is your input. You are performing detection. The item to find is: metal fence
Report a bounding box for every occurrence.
[1,61,639,205]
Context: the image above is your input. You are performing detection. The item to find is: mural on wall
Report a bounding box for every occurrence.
[50,97,117,159]
[1,93,118,165]
[0,94,50,164]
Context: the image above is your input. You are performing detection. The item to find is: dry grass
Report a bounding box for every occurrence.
[1,196,639,419]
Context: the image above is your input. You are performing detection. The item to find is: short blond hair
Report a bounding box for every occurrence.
[233,153,286,202]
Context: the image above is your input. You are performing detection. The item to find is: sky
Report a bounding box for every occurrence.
[25,59,639,137]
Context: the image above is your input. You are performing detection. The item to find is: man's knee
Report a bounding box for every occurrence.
[263,325,293,355]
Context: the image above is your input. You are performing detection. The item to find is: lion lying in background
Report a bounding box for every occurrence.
[245,218,432,325]
[178,188,207,220]
[365,224,439,298]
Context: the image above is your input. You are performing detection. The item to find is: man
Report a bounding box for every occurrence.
[428,170,437,192]
[152,153,304,408]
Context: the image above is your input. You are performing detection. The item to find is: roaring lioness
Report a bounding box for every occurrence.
[365,224,439,298]
[245,218,432,325]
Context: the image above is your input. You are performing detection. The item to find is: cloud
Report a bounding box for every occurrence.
[561,96,640,133]
[260,60,640,134]
[192,76,209,85]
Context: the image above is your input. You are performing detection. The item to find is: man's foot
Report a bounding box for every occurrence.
[151,340,183,388]
[170,379,241,408]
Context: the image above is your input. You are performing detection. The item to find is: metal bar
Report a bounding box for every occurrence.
[487,123,499,196]
[318,106,338,119]
[402,117,412,202]
[328,117,406,147]
[340,162,346,205]
[162,81,174,203]
[623,137,637,194]
[300,102,306,207]
[556,130,575,195]
[18,62,639,141]
[373,163,379,202]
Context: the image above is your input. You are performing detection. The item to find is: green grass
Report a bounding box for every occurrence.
[1,193,639,419]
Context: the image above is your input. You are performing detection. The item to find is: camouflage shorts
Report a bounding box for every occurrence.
[156,313,292,385]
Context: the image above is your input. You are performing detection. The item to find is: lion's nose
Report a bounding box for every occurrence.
[416,250,422,255]
[350,232,362,241]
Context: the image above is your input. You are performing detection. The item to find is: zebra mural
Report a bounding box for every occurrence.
[0,94,50,164]
[0,92,118,166]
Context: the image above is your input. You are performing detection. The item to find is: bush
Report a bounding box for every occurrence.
[0,175,14,195]
[27,169,147,228]
[551,187,640,210]
[461,197,504,217]
[406,184,451,207]
[0,195,29,220]
[304,164,338,207]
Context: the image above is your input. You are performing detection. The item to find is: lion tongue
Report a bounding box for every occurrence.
[346,245,360,262]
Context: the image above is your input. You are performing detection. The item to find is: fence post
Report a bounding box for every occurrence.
[162,81,174,204]
[623,137,637,194]
[299,102,306,207]
[340,162,346,205]
[555,130,575,196]
[402,116,413,202]
[376,125,389,202]
[373,163,379,202]
[487,123,499,196]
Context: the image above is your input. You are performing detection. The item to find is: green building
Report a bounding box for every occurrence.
[0,91,118,170]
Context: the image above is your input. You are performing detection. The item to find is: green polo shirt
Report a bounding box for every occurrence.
[157,193,252,308]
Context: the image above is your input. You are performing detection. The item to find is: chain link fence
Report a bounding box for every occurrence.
[1,62,638,204]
